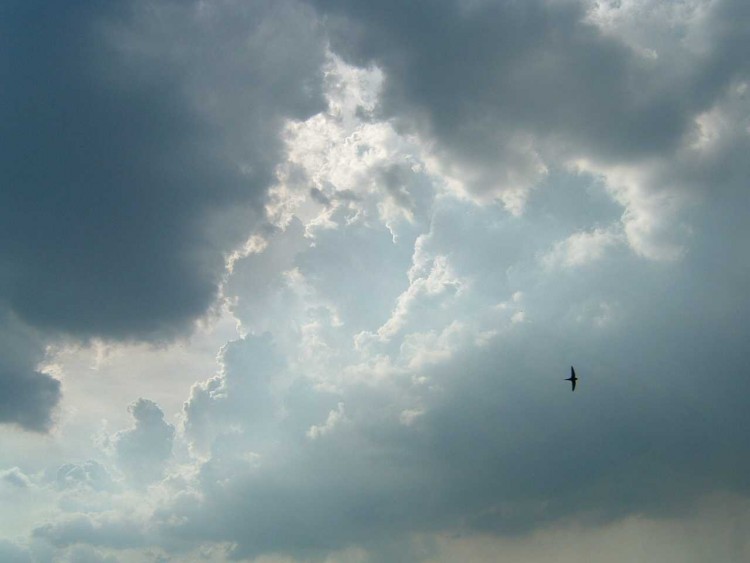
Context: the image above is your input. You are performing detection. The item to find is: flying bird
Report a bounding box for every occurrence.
[565,366,578,391]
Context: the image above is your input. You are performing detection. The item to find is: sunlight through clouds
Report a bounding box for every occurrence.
[2,0,750,561]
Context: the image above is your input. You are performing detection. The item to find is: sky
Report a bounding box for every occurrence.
[1,0,749,561]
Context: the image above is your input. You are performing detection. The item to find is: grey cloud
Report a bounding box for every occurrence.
[0,309,60,431]
[33,513,146,551]
[0,0,327,428]
[0,365,59,432]
[161,149,750,560]
[431,495,750,563]
[295,221,416,330]
[310,187,333,207]
[153,29,750,554]
[9,1,750,560]
[332,188,361,202]
[0,541,32,563]
[1,467,33,489]
[222,218,311,335]
[312,0,749,199]
[113,399,174,485]
[0,0,326,340]
[378,164,418,216]
[56,461,116,493]
[63,545,120,563]
[31,543,122,563]
[183,334,283,454]
[29,177,749,559]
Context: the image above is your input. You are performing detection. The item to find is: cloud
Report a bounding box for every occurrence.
[0,0,326,341]
[113,399,175,486]
[1,467,33,489]
[129,15,750,555]
[430,493,750,563]
[541,227,623,270]
[154,62,750,560]
[377,251,467,341]
[306,402,346,440]
[181,332,310,464]
[33,513,146,551]
[0,364,59,433]
[56,461,116,493]
[0,541,31,563]
[0,309,60,431]
[5,1,750,561]
[0,0,327,429]
[62,545,120,563]
[312,0,749,215]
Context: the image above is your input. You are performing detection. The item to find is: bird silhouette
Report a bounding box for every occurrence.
[565,366,578,391]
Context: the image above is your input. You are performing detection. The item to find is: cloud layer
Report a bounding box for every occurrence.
[0,0,327,428]
[2,0,750,561]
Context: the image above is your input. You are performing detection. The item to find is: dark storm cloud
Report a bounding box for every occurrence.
[0,0,326,427]
[312,0,750,196]
[0,0,325,339]
[0,367,60,432]
[0,310,60,431]
[2,1,234,338]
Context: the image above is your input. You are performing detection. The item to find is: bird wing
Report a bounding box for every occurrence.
[571,379,576,391]
[571,366,576,379]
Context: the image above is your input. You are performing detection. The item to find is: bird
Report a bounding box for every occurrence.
[565,366,578,391]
